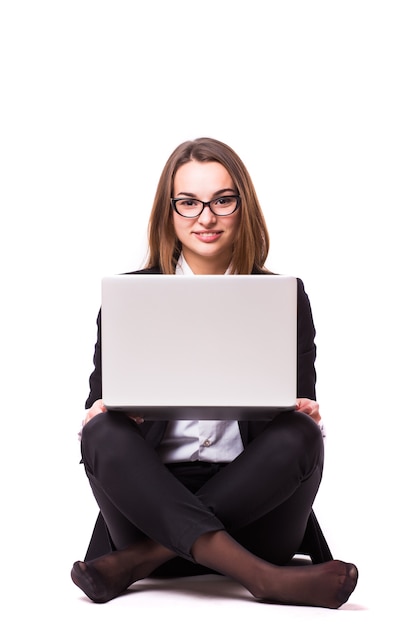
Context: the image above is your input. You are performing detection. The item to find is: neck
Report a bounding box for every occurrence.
[182,251,232,275]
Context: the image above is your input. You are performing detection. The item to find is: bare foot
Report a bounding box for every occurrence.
[255,560,358,609]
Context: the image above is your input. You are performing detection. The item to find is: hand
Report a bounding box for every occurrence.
[83,399,107,426]
[296,398,322,424]
[127,413,144,425]
[83,400,145,427]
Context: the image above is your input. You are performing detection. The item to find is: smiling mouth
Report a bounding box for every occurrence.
[193,230,223,240]
[194,230,222,235]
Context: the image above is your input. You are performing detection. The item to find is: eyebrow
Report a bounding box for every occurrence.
[175,188,237,198]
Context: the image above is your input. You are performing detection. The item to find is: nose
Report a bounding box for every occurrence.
[197,204,217,226]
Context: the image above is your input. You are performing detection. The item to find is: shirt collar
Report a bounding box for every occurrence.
[175,253,233,275]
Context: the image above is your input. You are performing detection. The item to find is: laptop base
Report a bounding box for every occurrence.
[104,405,297,420]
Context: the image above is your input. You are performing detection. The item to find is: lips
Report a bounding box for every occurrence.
[193,230,223,242]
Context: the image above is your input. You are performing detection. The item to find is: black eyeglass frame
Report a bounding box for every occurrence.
[170,195,241,218]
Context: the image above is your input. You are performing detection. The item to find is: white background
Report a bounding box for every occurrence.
[1,0,416,620]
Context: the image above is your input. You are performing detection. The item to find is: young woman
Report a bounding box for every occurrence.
[71,138,358,608]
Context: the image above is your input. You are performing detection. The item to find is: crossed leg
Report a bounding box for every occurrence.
[72,411,358,607]
[71,530,357,608]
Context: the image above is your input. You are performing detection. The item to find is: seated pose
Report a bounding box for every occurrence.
[71,137,358,608]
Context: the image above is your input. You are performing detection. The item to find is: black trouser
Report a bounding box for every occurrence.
[81,410,324,573]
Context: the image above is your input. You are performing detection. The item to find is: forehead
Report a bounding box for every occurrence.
[173,161,234,195]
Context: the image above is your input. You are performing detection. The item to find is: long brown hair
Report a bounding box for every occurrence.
[145,137,270,274]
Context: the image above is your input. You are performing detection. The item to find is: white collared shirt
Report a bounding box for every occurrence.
[156,254,245,463]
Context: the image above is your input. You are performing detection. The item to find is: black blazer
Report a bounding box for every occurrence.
[83,267,332,564]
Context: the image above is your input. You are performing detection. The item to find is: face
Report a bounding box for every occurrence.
[172,160,241,274]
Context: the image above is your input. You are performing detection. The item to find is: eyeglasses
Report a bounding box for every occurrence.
[171,195,241,218]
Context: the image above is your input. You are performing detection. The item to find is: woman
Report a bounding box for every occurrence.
[72,138,358,608]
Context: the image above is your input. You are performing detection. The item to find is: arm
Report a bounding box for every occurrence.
[85,310,103,410]
[81,309,143,432]
[295,279,324,430]
[77,311,104,438]
[296,278,317,400]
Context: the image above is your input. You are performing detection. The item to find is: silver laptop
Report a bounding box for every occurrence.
[101,274,297,420]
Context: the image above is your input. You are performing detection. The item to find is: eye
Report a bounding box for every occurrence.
[213,196,234,207]
[177,198,199,207]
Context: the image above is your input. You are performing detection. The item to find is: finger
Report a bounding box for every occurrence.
[128,415,144,424]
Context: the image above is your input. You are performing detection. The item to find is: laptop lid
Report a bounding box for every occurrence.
[101,274,297,420]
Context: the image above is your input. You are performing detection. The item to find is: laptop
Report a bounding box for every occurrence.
[101,274,297,420]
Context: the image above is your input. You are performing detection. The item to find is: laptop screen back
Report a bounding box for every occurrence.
[101,274,297,420]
